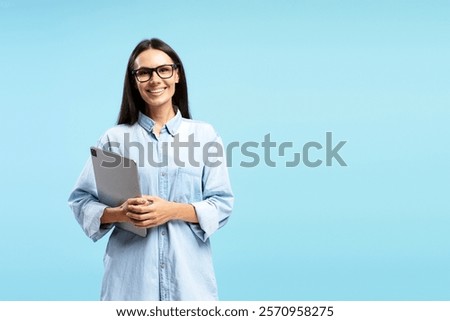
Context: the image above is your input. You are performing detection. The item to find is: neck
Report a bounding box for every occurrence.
[146,104,176,126]
[145,104,176,136]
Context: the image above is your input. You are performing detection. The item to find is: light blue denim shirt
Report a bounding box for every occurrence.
[68,110,233,300]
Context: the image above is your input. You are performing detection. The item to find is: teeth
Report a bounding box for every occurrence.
[149,88,164,93]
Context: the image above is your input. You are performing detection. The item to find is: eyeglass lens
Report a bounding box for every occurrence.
[134,65,175,82]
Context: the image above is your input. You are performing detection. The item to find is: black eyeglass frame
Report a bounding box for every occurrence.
[131,64,179,82]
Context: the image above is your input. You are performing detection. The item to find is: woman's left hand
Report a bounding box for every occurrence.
[126,195,175,228]
[127,195,198,228]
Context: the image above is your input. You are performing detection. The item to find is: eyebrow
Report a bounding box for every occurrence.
[134,63,174,69]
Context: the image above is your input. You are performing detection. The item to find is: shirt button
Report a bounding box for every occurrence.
[161,172,166,177]
[160,263,165,269]
[161,230,166,236]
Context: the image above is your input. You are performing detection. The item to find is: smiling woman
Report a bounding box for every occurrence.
[118,39,190,125]
[68,38,234,301]
[132,50,179,125]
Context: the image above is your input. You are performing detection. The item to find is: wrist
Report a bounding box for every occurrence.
[101,206,127,224]
[171,202,198,223]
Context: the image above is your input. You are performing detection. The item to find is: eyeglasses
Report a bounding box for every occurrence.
[132,64,178,82]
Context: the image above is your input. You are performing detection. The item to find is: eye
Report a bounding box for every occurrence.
[158,66,171,74]
[136,69,151,77]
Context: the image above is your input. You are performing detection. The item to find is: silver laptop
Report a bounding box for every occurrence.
[90,147,147,237]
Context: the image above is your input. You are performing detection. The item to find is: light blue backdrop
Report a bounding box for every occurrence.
[1,0,449,300]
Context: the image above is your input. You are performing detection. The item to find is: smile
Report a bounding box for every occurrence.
[147,88,166,94]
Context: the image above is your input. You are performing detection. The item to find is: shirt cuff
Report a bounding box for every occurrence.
[190,201,219,242]
[84,202,113,242]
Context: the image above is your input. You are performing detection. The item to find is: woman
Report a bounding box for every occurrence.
[68,38,233,300]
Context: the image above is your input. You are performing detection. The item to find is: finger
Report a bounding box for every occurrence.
[127,212,155,221]
[127,204,153,213]
[133,219,158,228]
[143,195,158,203]
[127,197,147,205]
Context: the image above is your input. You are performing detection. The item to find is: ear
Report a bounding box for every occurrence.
[175,69,180,84]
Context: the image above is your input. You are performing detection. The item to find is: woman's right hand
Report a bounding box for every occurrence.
[101,197,149,224]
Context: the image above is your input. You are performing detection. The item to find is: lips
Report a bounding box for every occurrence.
[147,87,166,95]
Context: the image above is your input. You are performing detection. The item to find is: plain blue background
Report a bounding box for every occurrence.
[1,0,449,300]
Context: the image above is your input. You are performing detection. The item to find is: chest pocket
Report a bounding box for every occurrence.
[173,167,203,203]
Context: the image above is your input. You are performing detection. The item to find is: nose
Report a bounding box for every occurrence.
[149,69,161,82]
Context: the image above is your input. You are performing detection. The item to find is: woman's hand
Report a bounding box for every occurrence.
[126,195,198,228]
[101,197,149,224]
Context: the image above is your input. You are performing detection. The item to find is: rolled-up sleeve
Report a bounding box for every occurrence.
[190,136,234,242]
[68,158,113,242]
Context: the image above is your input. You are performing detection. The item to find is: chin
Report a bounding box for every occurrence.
[146,99,172,110]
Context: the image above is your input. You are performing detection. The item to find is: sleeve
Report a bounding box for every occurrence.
[68,139,114,242]
[190,135,234,242]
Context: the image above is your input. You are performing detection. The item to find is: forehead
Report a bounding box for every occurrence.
[134,49,174,68]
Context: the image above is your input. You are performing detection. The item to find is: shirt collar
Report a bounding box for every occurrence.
[138,108,182,136]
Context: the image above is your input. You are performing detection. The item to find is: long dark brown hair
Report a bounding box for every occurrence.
[117,38,191,125]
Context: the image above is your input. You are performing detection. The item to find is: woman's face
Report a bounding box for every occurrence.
[133,49,179,111]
